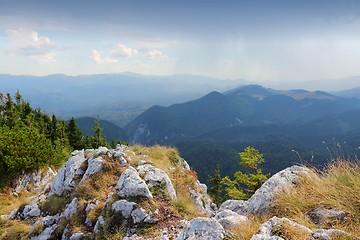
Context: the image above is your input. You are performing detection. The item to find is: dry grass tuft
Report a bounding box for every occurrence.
[227,215,268,240]
[0,220,31,240]
[272,160,360,236]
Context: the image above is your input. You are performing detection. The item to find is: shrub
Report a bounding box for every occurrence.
[41,195,69,215]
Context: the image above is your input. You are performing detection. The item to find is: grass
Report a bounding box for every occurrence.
[40,194,69,215]
[0,189,32,216]
[225,215,267,240]
[271,221,312,240]
[272,159,360,236]
[0,220,31,240]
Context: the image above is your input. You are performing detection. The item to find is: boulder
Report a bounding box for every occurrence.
[189,182,216,216]
[131,207,159,224]
[177,217,225,240]
[219,200,247,213]
[312,229,358,240]
[64,198,78,219]
[22,201,41,219]
[31,224,58,240]
[309,207,346,225]
[91,147,110,158]
[13,167,56,194]
[221,166,310,215]
[51,150,86,196]
[94,216,105,233]
[69,232,85,240]
[42,214,60,227]
[81,157,103,182]
[113,151,128,167]
[115,166,152,199]
[112,199,137,218]
[137,164,177,200]
[214,210,248,230]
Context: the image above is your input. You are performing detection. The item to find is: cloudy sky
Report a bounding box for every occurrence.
[1,0,360,84]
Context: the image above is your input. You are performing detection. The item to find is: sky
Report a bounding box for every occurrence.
[1,0,360,84]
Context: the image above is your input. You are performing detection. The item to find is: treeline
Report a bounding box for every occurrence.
[0,92,109,187]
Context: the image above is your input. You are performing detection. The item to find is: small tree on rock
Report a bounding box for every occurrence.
[222,146,267,200]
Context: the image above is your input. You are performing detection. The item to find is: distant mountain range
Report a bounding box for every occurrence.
[0,73,247,126]
[124,85,360,182]
[125,85,360,145]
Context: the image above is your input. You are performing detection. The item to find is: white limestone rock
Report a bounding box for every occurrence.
[69,232,85,240]
[309,207,346,225]
[22,201,41,219]
[64,198,78,219]
[51,150,86,196]
[177,217,225,240]
[112,200,137,218]
[113,150,128,167]
[312,229,356,240]
[214,210,248,230]
[81,157,103,182]
[130,207,159,224]
[189,181,216,216]
[219,199,247,213]
[13,167,56,195]
[115,166,152,199]
[247,166,310,214]
[42,214,60,227]
[94,216,105,233]
[137,164,177,200]
[31,224,58,240]
[91,146,110,158]
[221,166,310,215]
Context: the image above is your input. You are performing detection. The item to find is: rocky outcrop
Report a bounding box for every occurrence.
[189,181,216,216]
[6,145,356,240]
[50,150,86,196]
[64,197,78,219]
[251,216,358,240]
[137,164,177,200]
[220,166,310,215]
[309,207,346,225]
[115,166,153,199]
[21,201,41,219]
[214,210,248,230]
[13,167,56,195]
[177,217,226,240]
[112,200,137,218]
[81,157,103,182]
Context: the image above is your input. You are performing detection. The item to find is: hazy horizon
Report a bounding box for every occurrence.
[1,0,360,88]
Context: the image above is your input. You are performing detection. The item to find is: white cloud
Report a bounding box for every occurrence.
[91,49,117,64]
[110,44,138,58]
[31,53,56,64]
[5,28,56,64]
[143,49,169,61]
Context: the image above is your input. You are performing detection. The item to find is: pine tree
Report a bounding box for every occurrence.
[208,164,223,206]
[222,146,268,200]
[91,117,108,148]
[67,117,84,150]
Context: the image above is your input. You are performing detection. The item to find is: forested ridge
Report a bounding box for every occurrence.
[0,92,108,188]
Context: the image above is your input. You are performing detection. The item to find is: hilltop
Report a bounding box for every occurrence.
[0,145,358,239]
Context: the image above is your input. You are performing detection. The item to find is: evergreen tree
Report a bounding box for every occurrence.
[222,146,268,200]
[51,114,58,143]
[91,117,108,148]
[67,117,84,150]
[208,164,223,206]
